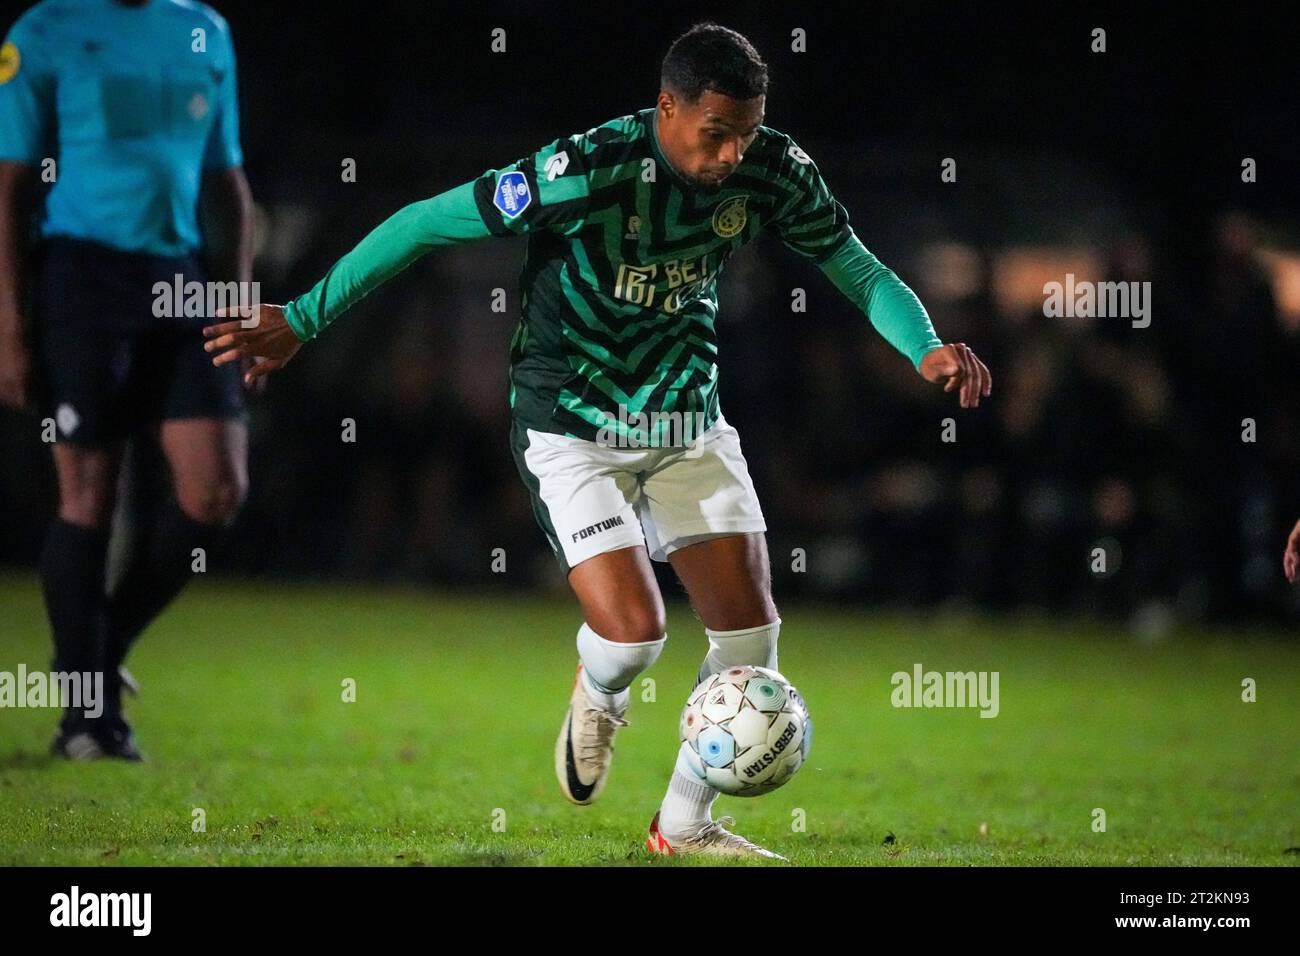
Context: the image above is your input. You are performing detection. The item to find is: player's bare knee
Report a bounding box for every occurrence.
[56,474,117,528]
[53,447,120,528]
[698,583,776,631]
[712,600,777,632]
[596,604,667,645]
[176,473,247,526]
[57,490,115,529]
[744,571,777,617]
[746,569,779,624]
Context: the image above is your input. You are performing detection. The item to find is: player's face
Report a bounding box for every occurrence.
[656,90,764,188]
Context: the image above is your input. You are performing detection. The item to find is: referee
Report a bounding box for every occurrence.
[0,0,254,759]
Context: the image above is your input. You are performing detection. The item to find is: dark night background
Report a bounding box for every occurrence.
[3,0,1299,628]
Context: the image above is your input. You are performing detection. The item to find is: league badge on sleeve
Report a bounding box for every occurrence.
[493,170,532,220]
[0,42,20,85]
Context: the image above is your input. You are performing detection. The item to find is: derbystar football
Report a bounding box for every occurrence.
[679,666,811,796]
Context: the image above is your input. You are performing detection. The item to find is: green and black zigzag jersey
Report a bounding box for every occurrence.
[283,108,942,446]
[473,108,859,444]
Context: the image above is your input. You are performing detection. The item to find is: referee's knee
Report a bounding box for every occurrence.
[175,474,248,527]
[57,493,116,530]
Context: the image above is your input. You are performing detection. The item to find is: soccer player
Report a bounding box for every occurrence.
[202,23,991,857]
[0,0,254,759]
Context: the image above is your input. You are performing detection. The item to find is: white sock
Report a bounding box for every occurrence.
[696,618,780,686]
[658,743,719,837]
[576,622,665,713]
[661,619,782,835]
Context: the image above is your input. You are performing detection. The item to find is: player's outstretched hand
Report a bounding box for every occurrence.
[203,303,302,387]
[919,343,993,409]
[1283,518,1300,583]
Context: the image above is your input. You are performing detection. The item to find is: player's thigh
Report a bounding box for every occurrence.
[641,415,772,628]
[511,422,646,566]
[667,531,777,630]
[510,422,664,642]
[50,442,125,528]
[159,417,249,525]
[567,545,667,644]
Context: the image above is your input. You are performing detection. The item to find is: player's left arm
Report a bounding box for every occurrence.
[820,235,991,408]
[770,138,991,408]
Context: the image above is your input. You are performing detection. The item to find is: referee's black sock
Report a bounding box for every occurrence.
[39,519,111,729]
[105,499,226,671]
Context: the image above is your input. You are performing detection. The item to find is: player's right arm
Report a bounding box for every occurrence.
[0,10,56,410]
[204,134,592,384]
[1284,517,1300,583]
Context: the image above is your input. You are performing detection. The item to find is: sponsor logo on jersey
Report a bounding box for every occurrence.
[543,151,569,181]
[711,196,748,238]
[612,252,720,313]
[0,42,20,85]
[493,171,532,219]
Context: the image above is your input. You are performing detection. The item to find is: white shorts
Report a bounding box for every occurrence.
[512,414,767,571]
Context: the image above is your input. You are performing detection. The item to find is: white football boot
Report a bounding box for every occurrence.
[555,663,629,805]
[647,811,787,861]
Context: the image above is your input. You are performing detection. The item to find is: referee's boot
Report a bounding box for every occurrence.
[50,672,144,762]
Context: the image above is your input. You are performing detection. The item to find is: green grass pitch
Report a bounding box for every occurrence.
[1,572,1296,866]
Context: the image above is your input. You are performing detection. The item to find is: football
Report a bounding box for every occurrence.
[679,666,811,796]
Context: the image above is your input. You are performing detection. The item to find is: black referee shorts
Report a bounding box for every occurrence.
[33,237,246,446]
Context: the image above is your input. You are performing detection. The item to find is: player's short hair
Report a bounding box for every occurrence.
[660,23,768,104]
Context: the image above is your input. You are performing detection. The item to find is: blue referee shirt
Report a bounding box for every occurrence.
[0,0,243,257]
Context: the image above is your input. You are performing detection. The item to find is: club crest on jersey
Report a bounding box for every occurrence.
[711,196,748,238]
[493,171,532,219]
[625,215,641,240]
